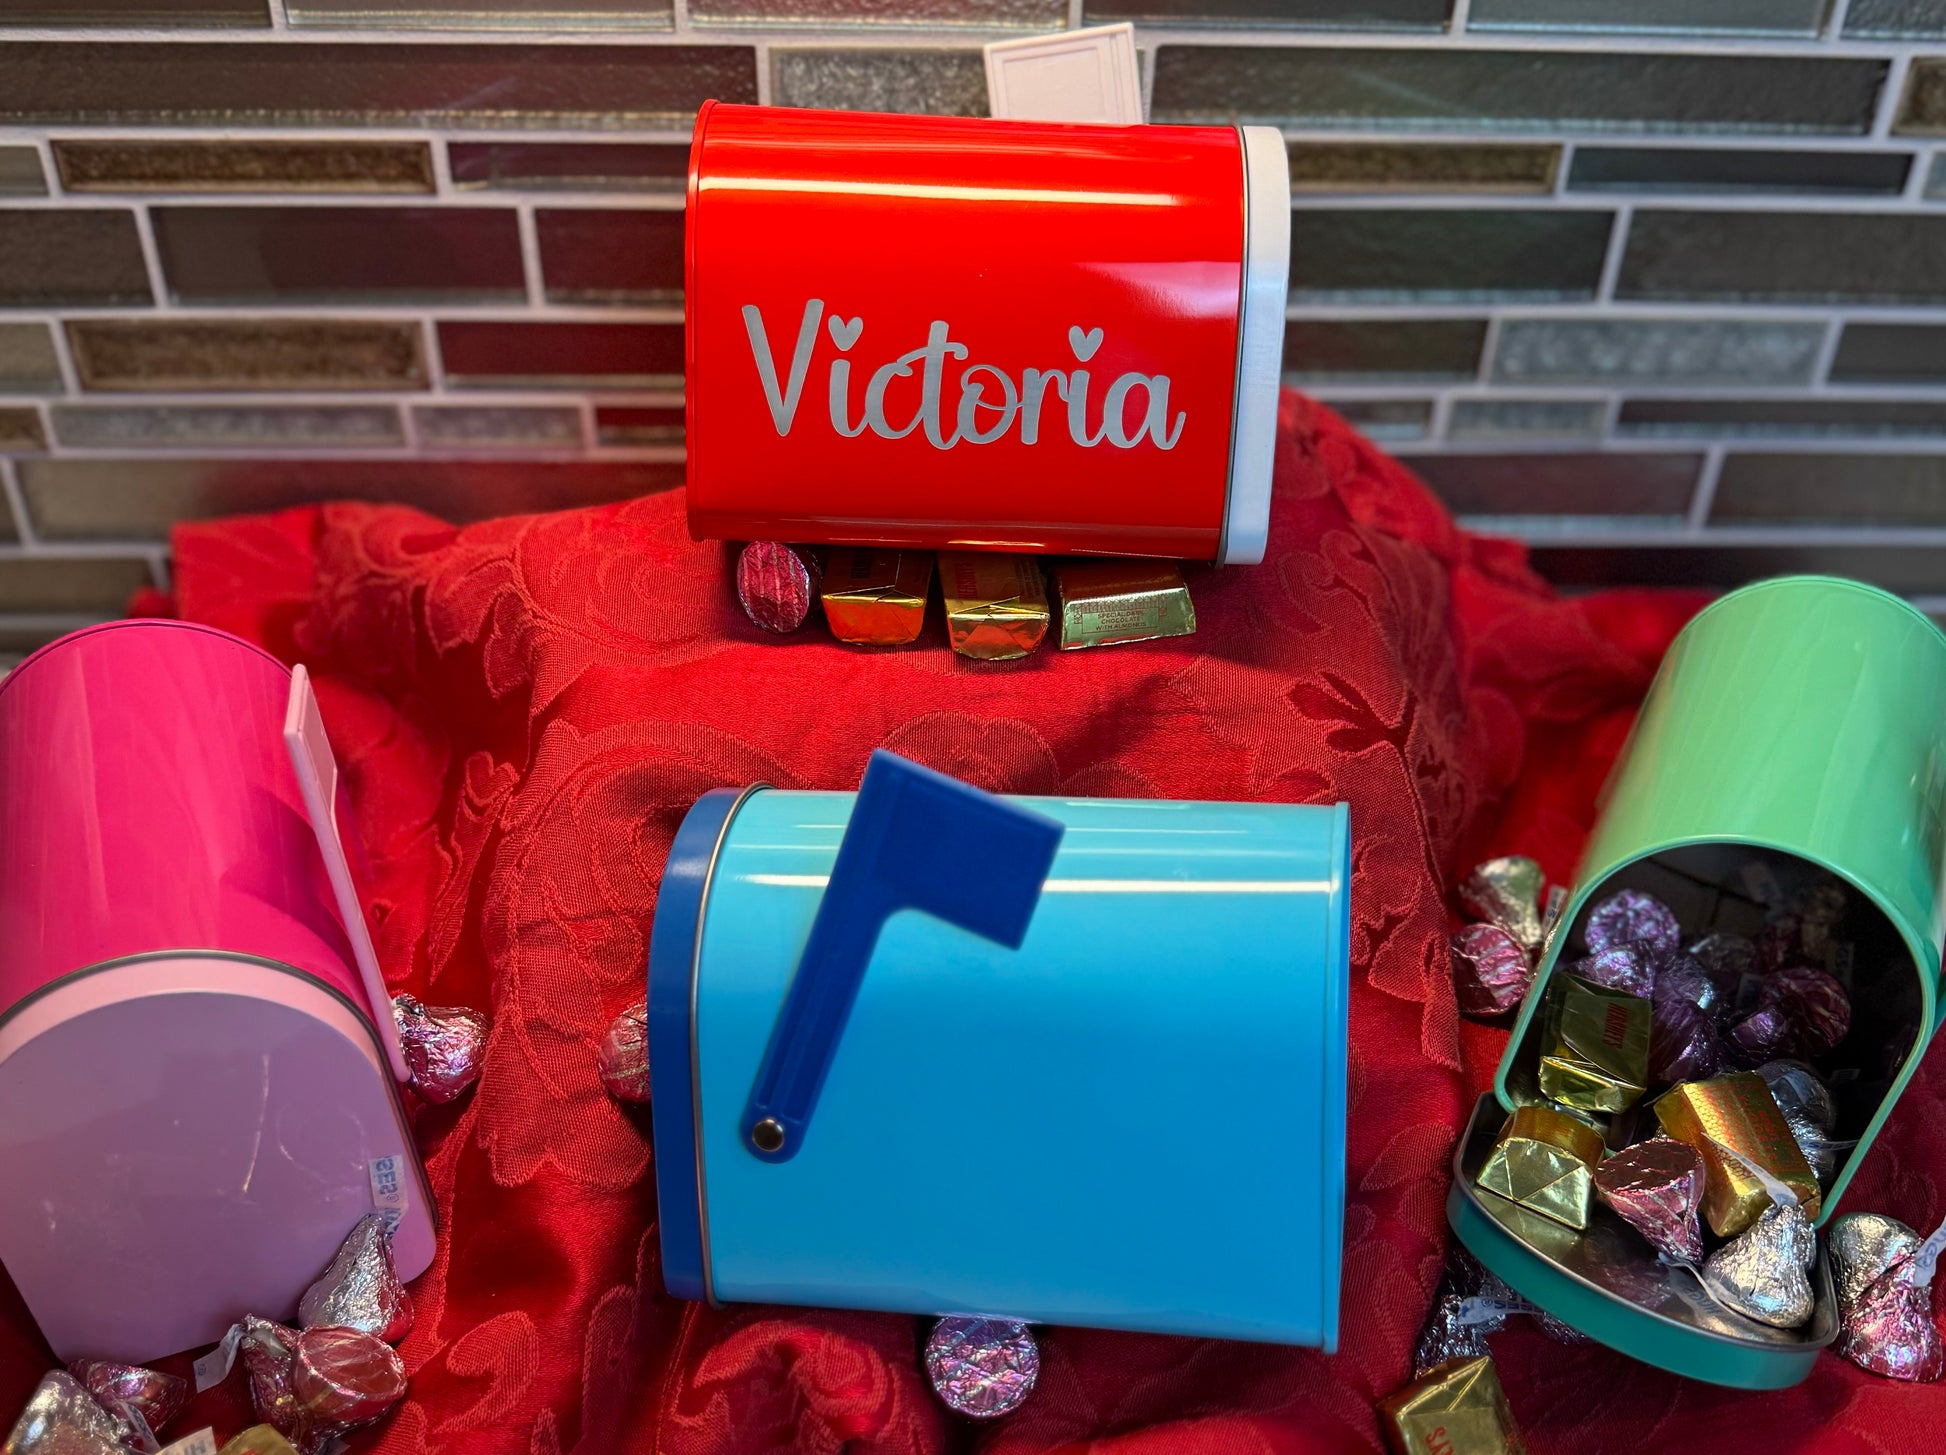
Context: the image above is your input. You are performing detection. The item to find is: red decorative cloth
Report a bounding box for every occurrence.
[7,391,1944,1452]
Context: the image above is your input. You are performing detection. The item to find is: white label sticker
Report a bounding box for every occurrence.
[369,1153,408,1232]
[191,1323,242,1393]
[159,1430,219,1455]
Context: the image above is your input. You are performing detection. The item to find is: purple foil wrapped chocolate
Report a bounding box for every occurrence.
[391,994,488,1105]
[1756,915,1805,976]
[68,1358,186,1449]
[1761,965,1852,1060]
[3,1371,129,1455]
[1458,857,1546,951]
[1649,951,1717,1016]
[1451,924,1533,1018]
[1726,1004,1798,1069]
[1688,932,1757,1008]
[1837,1220,1946,1381]
[1584,889,1680,958]
[299,1214,414,1345]
[736,541,822,635]
[1649,996,1721,1085]
[597,998,651,1104]
[924,1318,1040,1420]
[1572,945,1655,999]
[1595,1137,1707,1263]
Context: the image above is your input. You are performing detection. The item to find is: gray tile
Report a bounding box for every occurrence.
[0,0,265,20]
[1470,0,1827,34]
[1618,398,1946,437]
[0,408,45,452]
[448,142,687,193]
[1530,542,1946,592]
[0,210,150,307]
[1831,323,1946,382]
[771,48,988,116]
[594,405,684,445]
[1150,47,1887,134]
[0,44,755,128]
[1492,318,1826,386]
[1291,209,1611,302]
[287,0,671,23]
[1898,59,1946,134]
[413,404,584,449]
[1569,146,1911,195]
[437,320,684,388]
[1087,0,1447,25]
[0,148,44,196]
[55,140,434,194]
[1284,318,1488,381]
[1449,398,1607,439]
[1619,210,1946,304]
[1845,0,1946,34]
[154,206,524,305]
[1316,398,1433,441]
[69,319,426,392]
[1712,452,1946,524]
[1413,451,1699,517]
[51,403,402,450]
[0,324,63,394]
[18,457,685,542]
[0,558,153,615]
[1289,142,1559,194]
[699,0,1064,24]
[1921,152,1946,198]
[537,209,683,304]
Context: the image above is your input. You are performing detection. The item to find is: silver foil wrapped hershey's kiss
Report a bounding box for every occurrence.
[598,998,651,1103]
[1834,1214,1946,1381]
[68,1358,187,1451]
[392,993,488,1104]
[299,1214,414,1344]
[2,1371,129,1455]
[1459,857,1546,951]
[1700,1202,1818,1328]
[1829,1212,1921,1310]
[924,1318,1040,1419]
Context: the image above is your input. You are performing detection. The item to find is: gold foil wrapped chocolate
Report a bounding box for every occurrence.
[1536,973,1650,1113]
[821,548,931,646]
[1052,559,1196,651]
[1653,1072,1821,1236]
[1476,1103,1605,1230]
[939,552,1049,661]
[1378,1355,1528,1455]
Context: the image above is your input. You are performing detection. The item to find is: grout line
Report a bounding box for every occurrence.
[1593,202,1632,304]
[427,133,455,199]
[419,317,447,390]
[1475,313,1504,384]
[1552,139,1573,196]
[1685,445,1727,531]
[28,134,60,199]
[0,458,36,548]
[147,548,173,593]
[1809,314,1848,385]
[1873,51,1914,140]
[576,396,598,449]
[515,202,547,308]
[44,320,82,398]
[127,203,171,312]
[1428,391,1458,438]
[397,397,423,450]
[265,0,290,28]
[754,38,773,106]
[1600,392,1625,437]
[1069,0,1084,28]
[1140,42,1156,121]
[671,0,692,32]
[1825,0,1854,40]
[1448,0,1473,33]
[1907,148,1936,200]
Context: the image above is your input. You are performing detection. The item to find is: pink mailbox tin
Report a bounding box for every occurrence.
[0,620,434,1364]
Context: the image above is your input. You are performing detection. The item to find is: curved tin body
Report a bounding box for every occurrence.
[650,787,1350,1346]
[0,621,433,1363]
[684,103,1290,565]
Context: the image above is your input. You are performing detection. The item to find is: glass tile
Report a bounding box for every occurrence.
[1284,318,1487,381]
[0,324,63,394]
[69,319,426,392]
[0,43,754,128]
[1288,142,1559,194]
[55,140,434,194]
[1830,323,1946,382]
[17,457,685,541]
[413,404,585,448]
[1291,209,1612,301]
[1491,318,1825,385]
[448,141,688,192]
[1569,146,1910,195]
[1448,398,1607,439]
[537,209,683,304]
[771,48,990,116]
[1469,0,1827,35]
[1313,398,1433,440]
[1619,210,1946,304]
[0,408,46,452]
[1413,451,1699,517]
[0,148,45,196]
[1845,0,1946,35]
[1618,398,1946,436]
[437,320,684,388]
[0,210,150,307]
[594,405,684,445]
[1088,0,1446,23]
[153,206,523,304]
[0,558,154,614]
[1897,59,1946,134]
[0,0,266,22]
[1712,452,1946,523]
[286,0,672,27]
[698,0,1065,25]
[51,403,402,449]
[1530,543,1946,591]
[1150,46,1887,134]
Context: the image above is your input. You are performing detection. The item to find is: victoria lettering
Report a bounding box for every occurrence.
[741,298,1184,451]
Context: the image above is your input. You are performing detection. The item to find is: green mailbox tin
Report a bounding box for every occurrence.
[1452,575,1946,1389]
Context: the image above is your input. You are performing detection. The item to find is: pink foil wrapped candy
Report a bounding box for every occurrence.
[3,1371,128,1455]
[68,1358,186,1449]
[1572,945,1654,999]
[598,998,651,1103]
[1838,1219,1946,1381]
[1458,857,1546,950]
[1688,932,1757,1008]
[1761,965,1852,1060]
[1450,924,1533,1017]
[298,1214,414,1344]
[1584,889,1680,957]
[1595,1137,1707,1263]
[292,1326,407,1440]
[391,994,487,1104]
[736,541,822,635]
[1649,995,1721,1085]
[239,1318,304,1446]
[924,1318,1040,1419]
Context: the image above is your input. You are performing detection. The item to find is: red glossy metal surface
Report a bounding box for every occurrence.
[686,103,1248,561]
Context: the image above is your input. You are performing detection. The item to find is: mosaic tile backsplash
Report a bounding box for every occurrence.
[5,1,1946,656]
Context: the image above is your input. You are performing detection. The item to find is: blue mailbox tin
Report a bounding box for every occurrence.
[647,755,1352,1346]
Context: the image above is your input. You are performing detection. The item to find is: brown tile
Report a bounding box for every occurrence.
[18,457,684,541]
[1288,142,1559,193]
[55,140,434,195]
[412,404,584,449]
[1618,397,1946,437]
[0,0,266,21]
[51,403,402,449]
[1412,451,1700,517]
[1831,323,1946,382]
[1618,209,1946,303]
[70,318,425,392]
[1712,452,1946,524]
[153,206,523,304]
[286,0,672,24]
[1091,0,1447,22]
[0,147,45,196]
[0,324,63,394]
[537,208,683,304]
[1897,58,1946,133]
[594,404,684,445]
[0,210,149,306]
[0,558,153,615]
[1530,542,1946,592]
[437,320,683,388]
[1291,209,1612,301]
[0,408,45,452]
[448,141,688,193]
[1284,318,1488,380]
[0,43,755,128]
[699,0,1063,23]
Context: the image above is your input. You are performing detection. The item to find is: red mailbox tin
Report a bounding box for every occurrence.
[684,103,1291,564]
